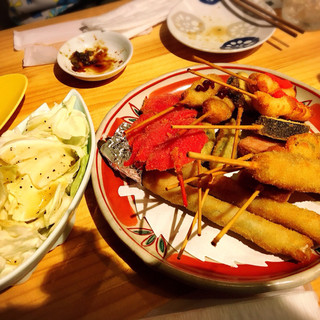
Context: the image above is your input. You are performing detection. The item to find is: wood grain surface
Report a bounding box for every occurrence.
[0,1,320,319]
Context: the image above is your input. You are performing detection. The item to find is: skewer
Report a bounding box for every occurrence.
[231,106,243,160]
[187,152,258,169]
[177,210,198,259]
[197,160,202,236]
[126,67,256,136]
[166,153,254,190]
[125,105,176,134]
[187,69,256,99]
[212,188,261,245]
[231,0,302,37]
[166,166,242,191]
[173,116,310,141]
[177,178,213,259]
[176,169,188,207]
[172,124,263,130]
[233,0,304,34]
[193,56,256,85]
[177,111,211,136]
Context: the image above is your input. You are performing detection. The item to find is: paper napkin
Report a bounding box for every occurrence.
[13,0,180,67]
[143,285,320,320]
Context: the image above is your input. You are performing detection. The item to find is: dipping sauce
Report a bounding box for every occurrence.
[69,46,118,73]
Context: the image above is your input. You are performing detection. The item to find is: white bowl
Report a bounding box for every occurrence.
[0,89,95,291]
[57,30,133,81]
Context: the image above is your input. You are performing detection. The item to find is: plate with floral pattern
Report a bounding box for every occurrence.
[167,0,275,53]
[92,64,320,293]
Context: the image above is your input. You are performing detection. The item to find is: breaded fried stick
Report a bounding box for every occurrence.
[247,151,320,193]
[209,176,320,243]
[189,149,320,194]
[142,170,314,262]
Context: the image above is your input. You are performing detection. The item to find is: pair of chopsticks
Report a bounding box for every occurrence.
[231,0,304,37]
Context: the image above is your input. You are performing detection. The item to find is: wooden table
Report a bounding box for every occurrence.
[0,1,320,318]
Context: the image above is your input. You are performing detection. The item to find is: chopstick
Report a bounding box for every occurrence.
[231,0,304,37]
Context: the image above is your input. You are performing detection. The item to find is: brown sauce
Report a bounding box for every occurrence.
[69,46,117,73]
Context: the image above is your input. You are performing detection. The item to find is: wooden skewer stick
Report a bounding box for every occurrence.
[125,105,176,134]
[197,160,202,236]
[234,0,304,34]
[177,210,198,259]
[166,166,242,191]
[187,151,258,169]
[193,56,256,85]
[177,111,212,136]
[212,188,262,246]
[166,153,254,190]
[172,124,264,130]
[231,106,244,160]
[188,69,257,99]
[231,0,300,37]
[177,181,212,259]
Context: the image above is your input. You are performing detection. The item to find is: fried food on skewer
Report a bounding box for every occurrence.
[202,96,235,124]
[211,187,262,246]
[142,170,315,263]
[248,72,296,98]
[253,91,312,121]
[285,132,320,158]
[172,115,310,141]
[180,75,222,108]
[208,175,320,244]
[188,69,312,122]
[187,149,320,194]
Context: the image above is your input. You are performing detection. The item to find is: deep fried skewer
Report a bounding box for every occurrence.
[143,170,315,262]
[212,188,261,246]
[188,150,320,194]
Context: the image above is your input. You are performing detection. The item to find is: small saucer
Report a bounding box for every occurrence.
[57,30,133,81]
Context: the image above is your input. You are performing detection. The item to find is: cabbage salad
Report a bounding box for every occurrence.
[0,95,90,278]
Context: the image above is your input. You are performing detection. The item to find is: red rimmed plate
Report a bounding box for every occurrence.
[91,64,320,293]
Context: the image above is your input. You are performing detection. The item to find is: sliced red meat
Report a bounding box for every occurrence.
[125,105,208,172]
[140,93,181,114]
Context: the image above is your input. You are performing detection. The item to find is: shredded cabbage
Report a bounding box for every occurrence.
[0,95,90,277]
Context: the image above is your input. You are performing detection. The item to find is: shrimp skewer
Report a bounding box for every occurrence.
[189,69,312,122]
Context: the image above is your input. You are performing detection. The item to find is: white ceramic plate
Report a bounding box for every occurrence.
[167,0,275,53]
[0,89,95,291]
[92,64,320,293]
[57,30,133,81]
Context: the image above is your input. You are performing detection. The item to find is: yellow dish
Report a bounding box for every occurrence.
[0,74,28,131]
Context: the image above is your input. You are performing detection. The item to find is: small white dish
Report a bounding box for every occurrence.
[167,0,275,53]
[57,30,133,81]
